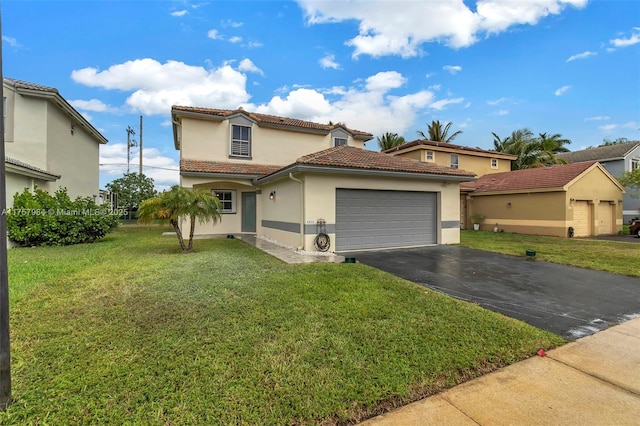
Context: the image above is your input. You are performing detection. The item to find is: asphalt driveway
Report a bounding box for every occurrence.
[346,246,640,339]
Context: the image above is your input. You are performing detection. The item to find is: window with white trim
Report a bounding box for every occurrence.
[632,159,639,171]
[450,154,459,169]
[231,125,251,157]
[213,190,236,213]
[426,151,434,161]
[491,158,498,169]
[333,137,347,147]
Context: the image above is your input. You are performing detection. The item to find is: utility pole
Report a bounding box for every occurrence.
[126,125,136,174]
[138,116,143,176]
[0,9,13,410]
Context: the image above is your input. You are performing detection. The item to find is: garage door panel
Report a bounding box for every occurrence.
[336,189,437,250]
[573,201,590,237]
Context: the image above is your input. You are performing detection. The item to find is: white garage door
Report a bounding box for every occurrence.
[596,201,613,235]
[335,189,437,250]
[573,201,591,237]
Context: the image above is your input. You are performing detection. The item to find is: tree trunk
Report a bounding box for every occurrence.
[187,214,196,252]
[171,219,188,252]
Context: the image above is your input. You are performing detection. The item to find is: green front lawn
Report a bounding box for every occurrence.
[461,230,640,277]
[1,227,562,424]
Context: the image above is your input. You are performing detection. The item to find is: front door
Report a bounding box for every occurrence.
[241,192,256,233]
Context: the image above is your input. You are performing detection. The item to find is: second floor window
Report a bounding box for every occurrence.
[231,125,251,157]
[334,137,347,147]
[450,154,459,169]
[426,151,434,161]
[491,158,498,169]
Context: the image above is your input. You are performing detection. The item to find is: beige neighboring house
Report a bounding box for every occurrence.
[172,106,475,252]
[385,140,517,228]
[3,78,108,206]
[385,140,517,176]
[460,161,625,237]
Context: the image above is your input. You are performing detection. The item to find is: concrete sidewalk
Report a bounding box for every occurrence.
[362,317,640,425]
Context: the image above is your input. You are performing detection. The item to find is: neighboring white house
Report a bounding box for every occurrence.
[3,78,108,207]
[558,141,640,222]
[172,106,475,252]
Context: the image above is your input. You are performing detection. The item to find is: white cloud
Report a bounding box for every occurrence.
[428,84,441,91]
[171,10,188,17]
[554,85,571,96]
[443,65,462,75]
[622,121,639,129]
[487,97,509,106]
[100,143,179,191]
[599,124,617,131]
[238,58,263,75]
[69,98,117,113]
[584,116,610,122]
[2,35,21,48]
[221,19,243,28]
[229,36,243,43]
[319,54,340,70]
[566,50,596,62]
[429,97,465,110]
[610,31,640,48]
[246,41,264,49]
[297,0,587,57]
[497,109,509,116]
[243,70,458,137]
[71,58,251,115]
[207,29,222,40]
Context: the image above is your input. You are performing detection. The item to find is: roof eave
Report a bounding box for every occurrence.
[180,171,261,180]
[256,164,475,185]
[468,187,567,196]
[5,162,61,181]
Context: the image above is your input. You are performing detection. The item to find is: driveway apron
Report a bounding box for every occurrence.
[346,246,640,339]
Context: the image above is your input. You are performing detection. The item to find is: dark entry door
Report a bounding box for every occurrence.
[242,192,256,232]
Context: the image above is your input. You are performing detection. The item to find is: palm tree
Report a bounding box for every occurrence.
[137,186,222,252]
[492,128,572,170]
[417,120,463,143]
[376,132,405,150]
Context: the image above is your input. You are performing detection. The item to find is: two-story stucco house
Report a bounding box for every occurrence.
[557,142,640,222]
[384,140,517,176]
[172,106,475,252]
[3,78,108,206]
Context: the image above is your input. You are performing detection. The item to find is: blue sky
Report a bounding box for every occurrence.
[2,0,639,190]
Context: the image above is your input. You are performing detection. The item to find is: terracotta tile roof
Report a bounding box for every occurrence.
[282,146,476,177]
[172,105,373,139]
[461,161,598,193]
[385,139,518,159]
[557,141,640,163]
[180,159,281,176]
[4,78,58,94]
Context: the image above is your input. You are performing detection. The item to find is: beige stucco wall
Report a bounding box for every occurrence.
[4,86,101,201]
[179,116,365,165]
[46,103,100,200]
[5,92,48,170]
[257,178,303,249]
[258,173,462,252]
[4,172,50,208]
[466,166,624,237]
[393,148,510,177]
[182,176,256,236]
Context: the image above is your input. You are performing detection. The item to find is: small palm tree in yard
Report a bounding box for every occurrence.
[137,186,222,252]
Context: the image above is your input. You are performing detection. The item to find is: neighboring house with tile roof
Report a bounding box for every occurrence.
[172,106,475,251]
[385,139,517,177]
[557,141,640,222]
[460,161,625,237]
[3,77,108,208]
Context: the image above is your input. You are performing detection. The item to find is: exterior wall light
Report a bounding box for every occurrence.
[269,191,276,200]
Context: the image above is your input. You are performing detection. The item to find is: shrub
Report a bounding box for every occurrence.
[7,187,119,247]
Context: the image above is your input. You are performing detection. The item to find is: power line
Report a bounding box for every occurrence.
[99,163,179,172]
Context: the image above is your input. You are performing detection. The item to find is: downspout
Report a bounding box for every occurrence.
[289,173,305,250]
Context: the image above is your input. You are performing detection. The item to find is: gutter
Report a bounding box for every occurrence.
[288,173,305,250]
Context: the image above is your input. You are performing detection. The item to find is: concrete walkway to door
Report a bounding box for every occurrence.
[361,317,640,425]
